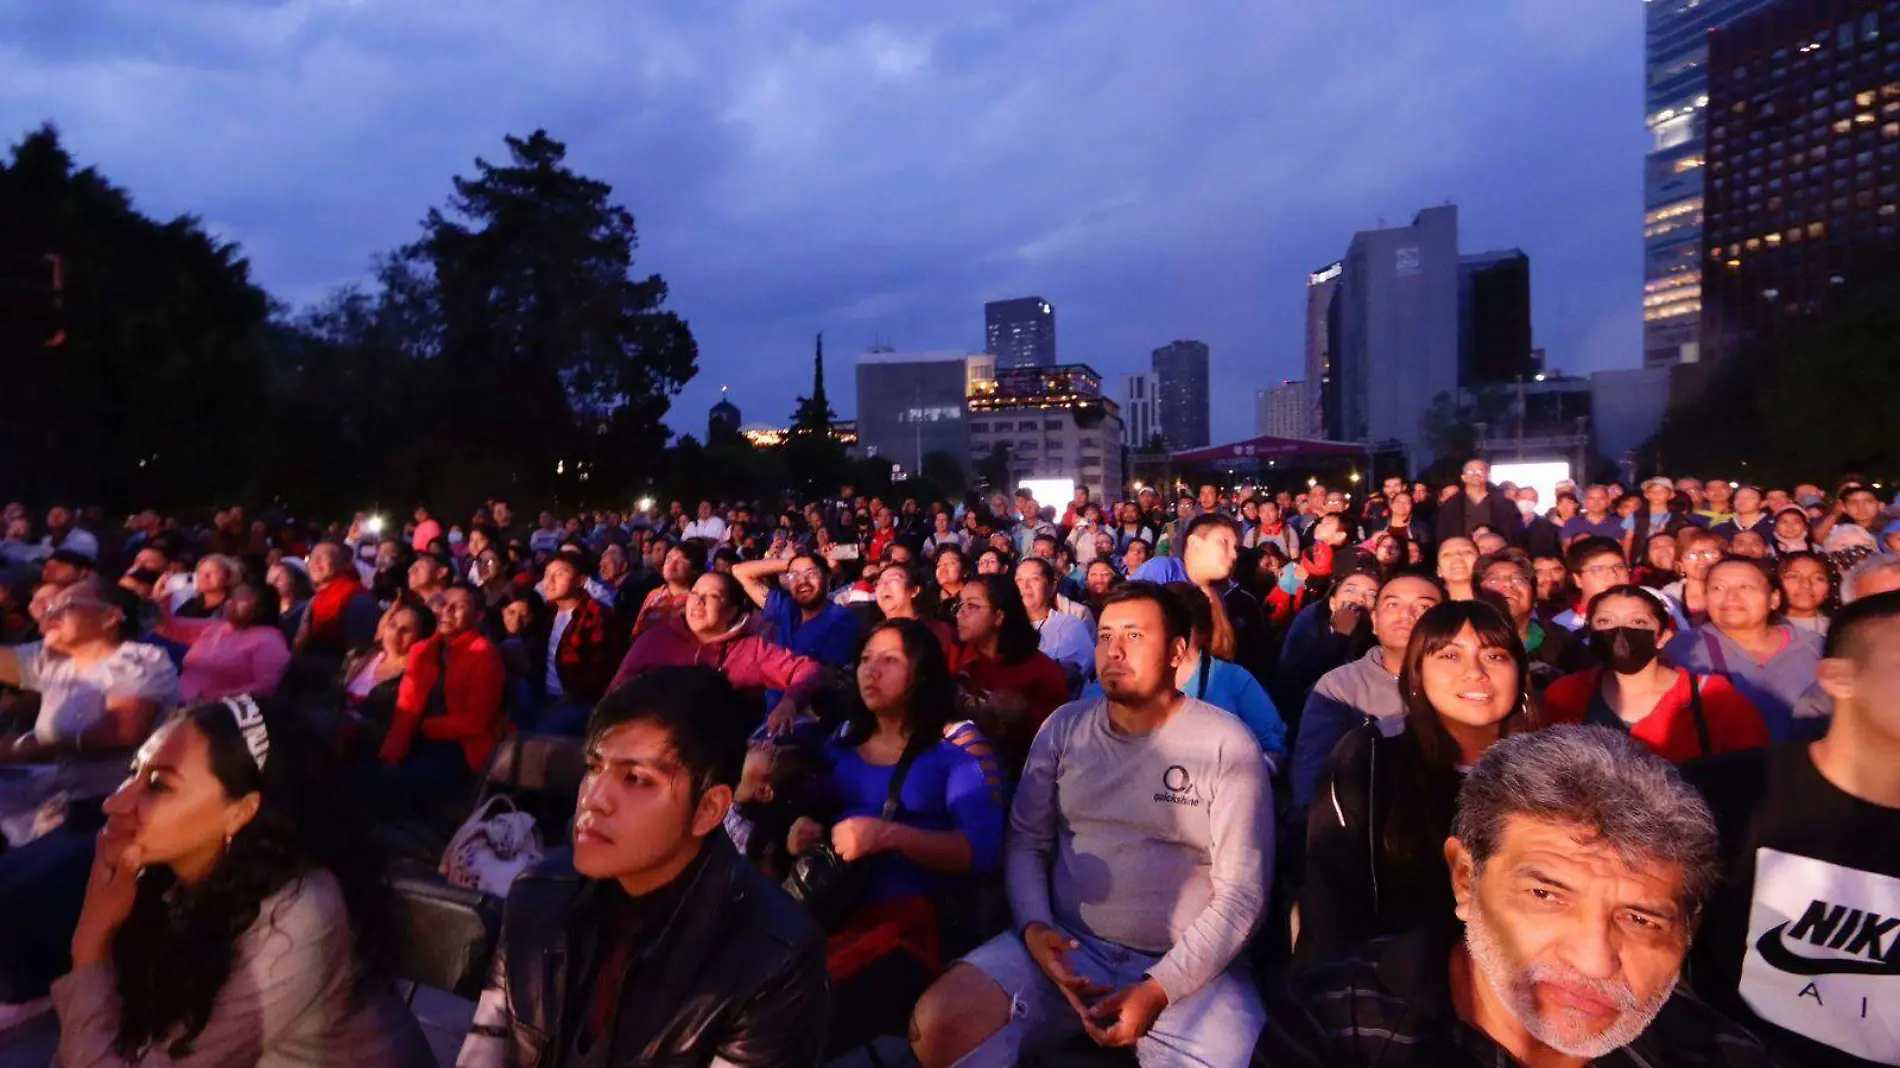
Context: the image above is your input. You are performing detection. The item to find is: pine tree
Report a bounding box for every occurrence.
[791,332,835,436]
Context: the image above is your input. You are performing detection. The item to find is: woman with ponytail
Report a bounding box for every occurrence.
[53,697,431,1066]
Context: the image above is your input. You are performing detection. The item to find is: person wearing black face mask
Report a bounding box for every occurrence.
[1542,584,1771,765]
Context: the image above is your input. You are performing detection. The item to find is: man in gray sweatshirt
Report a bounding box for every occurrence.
[1288,573,1444,810]
[909,582,1272,1068]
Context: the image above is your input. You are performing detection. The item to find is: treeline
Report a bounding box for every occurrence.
[0,125,705,519]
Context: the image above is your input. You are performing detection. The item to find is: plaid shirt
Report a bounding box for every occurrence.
[1255,927,1786,1068]
[548,596,626,704]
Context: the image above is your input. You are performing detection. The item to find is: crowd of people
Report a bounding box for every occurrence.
[0,461,1895,1067]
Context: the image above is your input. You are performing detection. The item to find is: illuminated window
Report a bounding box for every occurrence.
[1811,221,1828,236]
[1766,233,1783,246]
[1836,119,1855,133]
[1747,238,1763,251]
[1860,90,1880,106]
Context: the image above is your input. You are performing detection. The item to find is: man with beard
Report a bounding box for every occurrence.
[733,553,860,670]
[909,583,1271,1067]
[1256,725,1780,1067]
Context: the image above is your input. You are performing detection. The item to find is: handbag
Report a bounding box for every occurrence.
[441,794,544,896]
[783,742,923,930]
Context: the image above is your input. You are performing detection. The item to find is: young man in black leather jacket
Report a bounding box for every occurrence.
[458,667,829,1067]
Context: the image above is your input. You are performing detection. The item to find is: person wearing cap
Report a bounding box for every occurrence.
[1813,479,1888,555]
[1627,475,1694,551]
[1771,505,1820,556]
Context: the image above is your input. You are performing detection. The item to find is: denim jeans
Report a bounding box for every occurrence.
[952,925,1264,1068]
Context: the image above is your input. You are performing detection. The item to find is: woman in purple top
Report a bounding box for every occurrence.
[1663,556,1825,741]
[787,618,1005,1056]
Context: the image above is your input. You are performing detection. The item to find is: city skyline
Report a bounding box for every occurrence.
[3,2,1645,444]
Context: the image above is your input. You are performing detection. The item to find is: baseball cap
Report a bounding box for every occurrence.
[1641,476,1675,493]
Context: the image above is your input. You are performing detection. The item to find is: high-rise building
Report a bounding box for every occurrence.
[854,351,975,479]
[1151,340,1210,450]
[984,296,1056,368]
[1330,206,1462,470]
[967,363,1124,500]
[1702,0,1900,364]
[1120,372,1161,448]
[1459,250,1537,384]
[1305,263,1341,438]
[1645,0,1781,368]
[1257,380,1313,438]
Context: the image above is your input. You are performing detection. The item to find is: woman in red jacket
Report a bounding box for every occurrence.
[1541,584,1769,764]
[946,575,1069,778]
[610,570,824,733]
[372,585,507,817]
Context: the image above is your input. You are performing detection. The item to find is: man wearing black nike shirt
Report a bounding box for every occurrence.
[1688,589,1900,1068]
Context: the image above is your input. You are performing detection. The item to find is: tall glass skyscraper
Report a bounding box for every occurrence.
[1645,0,1780,368]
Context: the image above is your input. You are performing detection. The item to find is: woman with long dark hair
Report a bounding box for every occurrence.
[947,575,1068,778]
[54,698,432,1065]
[789,618,1005,1055]
[1297,600,1540,967]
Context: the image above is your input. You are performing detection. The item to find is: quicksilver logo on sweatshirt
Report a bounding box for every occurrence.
[1153,765,1202,807]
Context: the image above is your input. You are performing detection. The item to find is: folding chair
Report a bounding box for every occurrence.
[387,875,504,1003]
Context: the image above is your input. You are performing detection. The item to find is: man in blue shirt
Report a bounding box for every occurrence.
[732,554,861,674]
[1559,484,1625,545]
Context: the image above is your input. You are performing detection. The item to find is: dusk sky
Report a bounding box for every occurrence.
[3,1,1646,443]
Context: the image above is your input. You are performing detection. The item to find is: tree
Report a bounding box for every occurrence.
[1653,279,1900,483]
[404,129,696,507]
[0,124,275,509]
[921,450,967,496]
[975,442,1014,492]
[783,332,848,493]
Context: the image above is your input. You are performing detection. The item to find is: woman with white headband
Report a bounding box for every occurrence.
[52,696,433,1066]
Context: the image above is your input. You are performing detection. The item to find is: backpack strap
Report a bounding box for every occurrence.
[1702,630,1730,675]
[1688,671,1712,758]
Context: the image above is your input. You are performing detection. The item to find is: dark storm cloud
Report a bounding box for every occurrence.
[1,0,1642,442]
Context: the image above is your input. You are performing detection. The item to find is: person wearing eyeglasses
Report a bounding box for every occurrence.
[734,554,861,674]
[610,571,824,735]
[1660,529,1728,629]
[947,576,1069,780]
[1550,536,1632,632]
[1475,549,1581,690]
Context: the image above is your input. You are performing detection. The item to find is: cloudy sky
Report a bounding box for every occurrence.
[3,0,1645,442]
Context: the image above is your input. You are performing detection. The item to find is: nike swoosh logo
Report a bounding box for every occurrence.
[1755,922,1900,977]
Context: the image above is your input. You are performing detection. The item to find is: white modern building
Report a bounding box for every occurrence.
[1120,372,1160,449]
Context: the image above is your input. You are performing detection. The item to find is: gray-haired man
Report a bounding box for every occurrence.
[1257,725,1779,1067]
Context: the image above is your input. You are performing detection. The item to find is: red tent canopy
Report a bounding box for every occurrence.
[1169,434,1367,465]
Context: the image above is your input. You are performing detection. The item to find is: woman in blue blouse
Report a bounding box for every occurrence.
[789,617,1005,1056]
